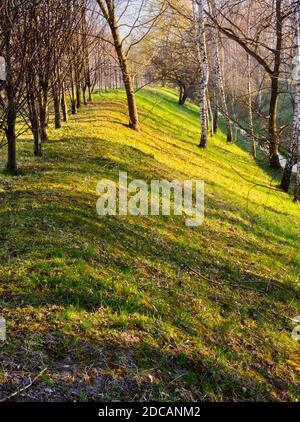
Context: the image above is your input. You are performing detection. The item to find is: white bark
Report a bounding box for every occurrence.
[247,53,256,158]
[257,66,263,109]
[195,0,209,148]
[282,92,300,191]
[246,6,256,158]
[292,2,300,201]
[211,23,232,142]
[294,85,300,198]
[281,1,300,200]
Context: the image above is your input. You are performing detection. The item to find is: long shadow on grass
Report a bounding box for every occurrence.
[0,329,282,401]
[1,127,299,401]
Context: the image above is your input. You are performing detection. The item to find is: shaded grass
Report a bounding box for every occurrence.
[0,87,300,401]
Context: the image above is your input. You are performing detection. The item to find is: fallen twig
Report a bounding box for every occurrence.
[0,367,48,402]
[186,266,265,293]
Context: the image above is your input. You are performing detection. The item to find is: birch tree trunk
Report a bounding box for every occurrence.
[212,90,218,134]
[295,91,300,199]
[268,0,282,169]
[211,24,232,143]
[293,0,300,200]
[196,0,209,148]
[247,55,256,158]
[282,1,300,193]
[257,66,263,109]
[212,0,282,168]
[282,97,299,192]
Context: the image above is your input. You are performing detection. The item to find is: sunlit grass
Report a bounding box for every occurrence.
[0,87,299,401]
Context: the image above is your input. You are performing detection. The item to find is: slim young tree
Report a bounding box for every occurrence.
[247,53,256,158]
[96,0,166,131]
[282,0,300,193]
[246,3,256,158]
[209,0,232,143]
[0,0,33,173]
[208,0,287,169]
[195,0,209,148]
[292,1,300,201]
[96,0,140,131]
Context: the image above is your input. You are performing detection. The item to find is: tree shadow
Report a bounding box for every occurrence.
[1,90,300,402]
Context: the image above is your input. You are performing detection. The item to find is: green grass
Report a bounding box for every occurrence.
[0,87,300,401]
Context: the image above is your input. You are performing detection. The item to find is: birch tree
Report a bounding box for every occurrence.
[281,0,300,193]
[208,0,286,169]
[195,0,209,148]
[246,4,256,158]
[209,0,232,143]
[292,1,300,200]
[247,53,256,158]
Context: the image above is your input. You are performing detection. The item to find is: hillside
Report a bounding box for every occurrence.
[0,87,300,402]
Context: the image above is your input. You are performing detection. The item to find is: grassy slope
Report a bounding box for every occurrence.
[0,87,300,402]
